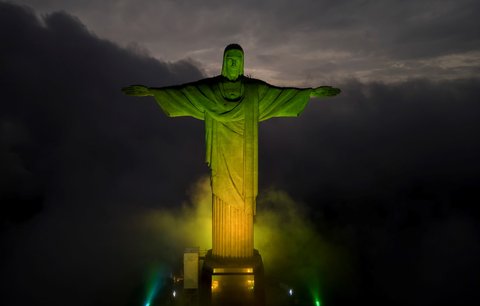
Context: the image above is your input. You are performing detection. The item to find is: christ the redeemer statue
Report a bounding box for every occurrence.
[122,44,340,259]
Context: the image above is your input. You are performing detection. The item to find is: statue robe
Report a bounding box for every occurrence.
[151,75,312,258]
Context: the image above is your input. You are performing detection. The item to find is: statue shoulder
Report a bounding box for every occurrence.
[171,76,222,92]
[242,76,268,87]
[204,75,223,83]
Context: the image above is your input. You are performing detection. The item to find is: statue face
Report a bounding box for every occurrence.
[224,49,244,81]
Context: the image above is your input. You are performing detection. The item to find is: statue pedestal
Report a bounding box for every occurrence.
[200,249,265,306]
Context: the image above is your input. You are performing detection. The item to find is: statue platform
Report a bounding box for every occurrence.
[200,249,265,306]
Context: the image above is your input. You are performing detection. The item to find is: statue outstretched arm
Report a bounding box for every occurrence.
[310,86,341,98]
[257,82,341,121]
[122,82,206,119]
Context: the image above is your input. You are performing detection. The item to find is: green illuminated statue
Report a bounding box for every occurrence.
[122,44,340,259]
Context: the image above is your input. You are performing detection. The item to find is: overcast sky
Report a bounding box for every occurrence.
[13,0,480,84]
[1,1,480,306]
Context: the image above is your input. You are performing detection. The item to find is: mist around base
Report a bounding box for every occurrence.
[134,177,351,306]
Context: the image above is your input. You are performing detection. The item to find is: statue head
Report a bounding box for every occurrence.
[221,44,244,81]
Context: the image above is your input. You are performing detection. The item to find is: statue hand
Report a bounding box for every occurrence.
[121,85,152,96]
[311,86,341,98]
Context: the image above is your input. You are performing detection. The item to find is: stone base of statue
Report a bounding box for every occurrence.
[199,249,265,306]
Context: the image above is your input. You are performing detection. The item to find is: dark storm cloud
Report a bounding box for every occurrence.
[0,1,205,220]
[258,78,480,304]
[261,78,480,204]
[0,3,206,305]
[14,0,480,82]
[1,2,480,306]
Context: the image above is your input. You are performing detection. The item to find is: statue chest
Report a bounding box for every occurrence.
[220,81,245,100]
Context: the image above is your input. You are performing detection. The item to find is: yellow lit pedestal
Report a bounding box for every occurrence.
[201,249,265,306]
